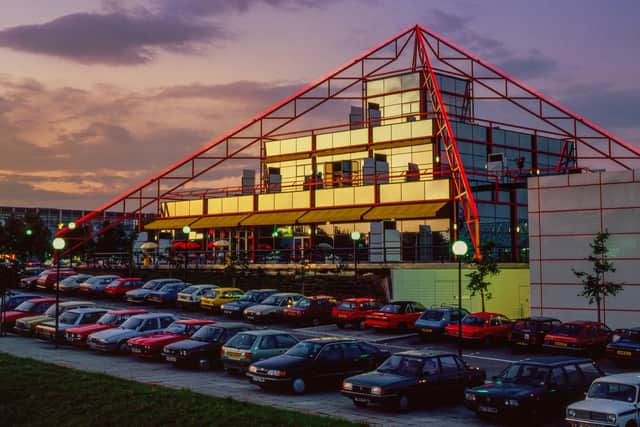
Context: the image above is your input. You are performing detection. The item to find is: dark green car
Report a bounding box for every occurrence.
[221,330,298,373]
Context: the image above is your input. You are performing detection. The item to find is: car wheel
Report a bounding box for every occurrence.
[197,357,211,371]
[396,394,410,412]
[353,399,367,408]
[118,341,129,354]
[291,377,306,395]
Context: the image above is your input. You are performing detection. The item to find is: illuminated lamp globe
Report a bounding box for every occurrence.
[350,231,361,241]
[52,237,66,251]
[68,222,77,230]
[452,240,468,257]
[182,225,191,235]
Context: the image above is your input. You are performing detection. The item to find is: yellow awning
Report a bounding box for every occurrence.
[190,214,250,229]
[240,211,306,226]
[363,202,449,221]
[144,217,199,230]
[297,207,370,224]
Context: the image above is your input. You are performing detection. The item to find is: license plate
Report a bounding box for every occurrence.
[524,333,530,341]
[422,328,433,333]
[224,310,232,315]
[555,341,568,347]
[227,352,241,360]
[478,405,498,414]
[354,397,369,403]
[617,350,632,356]
[516,341,528,346]
[251,375,266,383]
[166,356,177,362]
[338,314,347,318]
[246,316,254,320]
[131,348,141,353]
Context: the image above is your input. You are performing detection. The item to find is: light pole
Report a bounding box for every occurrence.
[452,240,468,357]
[67,222,76,267]
[52,237,66,348]
[350,231,361,284]
[182,226,191,282]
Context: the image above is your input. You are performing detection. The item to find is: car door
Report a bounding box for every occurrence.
[139,318,159,334]
[80,311,104,325]
[340,341,369,376]
[158,316,174,332]
[417,357,441,397]
[314,344,345,382]
[274,334,298,356]
[546,366,571,411]
[256,334,280,360]
[444,355,467,394]
[563,363,586,402]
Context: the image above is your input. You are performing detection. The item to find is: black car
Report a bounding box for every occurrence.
[0,292,40,312]
[606,327,640,366]
[464,356,604,423]
[341,350,485,411]
[221,289,279,319]
[247,337,389,394]
[509,316,561,352]
[162,322,253,370]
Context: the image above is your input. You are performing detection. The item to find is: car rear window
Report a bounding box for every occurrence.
[337,302,355,311]
[554,323,585,337]
[420,310,445,321]
[380,304,401,314]
[225,333,257,350]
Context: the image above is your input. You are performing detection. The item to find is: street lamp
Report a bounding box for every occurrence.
[182,226,191,282]
[452,240,468,357]
[52,237,66,348]
[350,231,361,283]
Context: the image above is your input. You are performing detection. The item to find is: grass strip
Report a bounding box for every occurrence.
[0,352,363,427]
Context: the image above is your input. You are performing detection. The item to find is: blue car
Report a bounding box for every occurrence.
[221,289,280,318]
[606,327,640,366]
[125,278,184,304]
[145,283,190,305]
[1,292,40,312]
[414,306,469,340]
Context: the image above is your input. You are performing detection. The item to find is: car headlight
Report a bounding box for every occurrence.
[180,350,188,357]
[342,381,353,391]
[145,345,151,350]
[371,386,383,395]
[249,365,258,374]
[607,414,616,424]
[465,392,476,401]
[505,399,519,407]
[566,408,576,418]
[267,369,286,377]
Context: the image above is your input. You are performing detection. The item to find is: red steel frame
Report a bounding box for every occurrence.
[56,24,640,260]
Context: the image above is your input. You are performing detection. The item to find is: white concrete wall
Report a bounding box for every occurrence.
[528,170,640,328]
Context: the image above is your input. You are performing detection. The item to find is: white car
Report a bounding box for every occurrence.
[566,372,640,427]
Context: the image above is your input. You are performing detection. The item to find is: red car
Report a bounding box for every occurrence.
[104,278,145,300]
[36,269,76,290]
[282,295,337,326]
[65,308,148,346]
[1,298,56,329]
[364,301,426,331]
[444,312,512,345]
[127,319,215,359]
[542,320,612,356]
[332,298,380,329]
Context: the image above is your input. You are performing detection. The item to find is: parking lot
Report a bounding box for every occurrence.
[0,289,627,426]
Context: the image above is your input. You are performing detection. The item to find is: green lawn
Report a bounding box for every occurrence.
[0,352,363,427]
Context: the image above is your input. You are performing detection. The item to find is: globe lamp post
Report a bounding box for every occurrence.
[350,231,361,283]
[452,240,468,356]
[52,237,66,348]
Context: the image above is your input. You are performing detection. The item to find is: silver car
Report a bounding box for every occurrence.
[78,275,121,296]
[57,274,94,293]
[87,313,177,353]
[177,284,220,309]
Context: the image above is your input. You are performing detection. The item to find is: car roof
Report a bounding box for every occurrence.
[342,297,376,303]
[175,319,215,325]
[117,277,142,281]
[108,309,147,315]
[594,373,640,385]
[394,349,457,358]
[516,316,560,322]
[239,329,291,336]
[303,336,359,344]
[25,297,56,303]
[619,327,640,332]
[185,284,218,289]
[59,301,94,307]
[515,356,593,366]
[561,320,604,326]
[149,278,182,283]
[205,322,252,329]
[67,307,108,314]
[247,289,279,293]
[131,313,175,319]
[211,287,242,292]
[387,301,416,306]
[468,312,505,318]
[95,275,120,278]
[302,295,335,300]
[272,292,302,297]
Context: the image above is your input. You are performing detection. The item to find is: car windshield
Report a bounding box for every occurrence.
[180,286,199,294]
[44,304,59,316]
[204,290,219,298]
[336,302,355,311]
[553,323,584,337]
[159,284,181,292]
[462,316,487,327]
[286,341,325,358]
[380,304,401,314]
[61,275,83,284]
[14,300,38,312]
[59,311,81,324]
[421,310,445,321]
[121,317,144,330]
[377,355,424,377]
[97,313,119,325]
[142,281,165,290]
[498,364,550,386]
[86,277,103,284]
[588,382,637,402]
[238,292,262,302]
[225,333,257,350]
[294,298,311,308]
[618,330,640,343]
[191,326,224,342]
[261,295,285,306]
[164,322,188,335]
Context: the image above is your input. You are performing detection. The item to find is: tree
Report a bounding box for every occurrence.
[466,242,500,312]
[572,231,622,323]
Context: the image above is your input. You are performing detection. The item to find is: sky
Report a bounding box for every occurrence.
[1,0,639,210]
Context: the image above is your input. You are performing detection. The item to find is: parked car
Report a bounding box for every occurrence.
[127,319,215,359]
[145,282,189,306]
[464,356,604,422]
[35,308,108,342]
[87,313,177,353]
[606,327,640,366]
[125,278,184,304]
[248,337,390,394]
[0,292,40,312]
[414,306,470,340]
[14,301,96,335]
[282,295,337,326]
[200,287,244,312]
[162,322,253,370]
[65,308,148,346]
[341,350,485,411]
[221,289,279,319]
[78,275,121,296]
[332,298,380,329]
[243,292,304,323]
[444,312,512,346]
[57,274,94,293]
[1,297,56,329]
[221,330,298,374]
[177,284,220,309]
[364,301,426,331]
[566,373,640,427]
[104,278,145,300]
[543,320,612,357]
[19,274,41,290]
[509,316,561,352]
[35,269,77,290]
